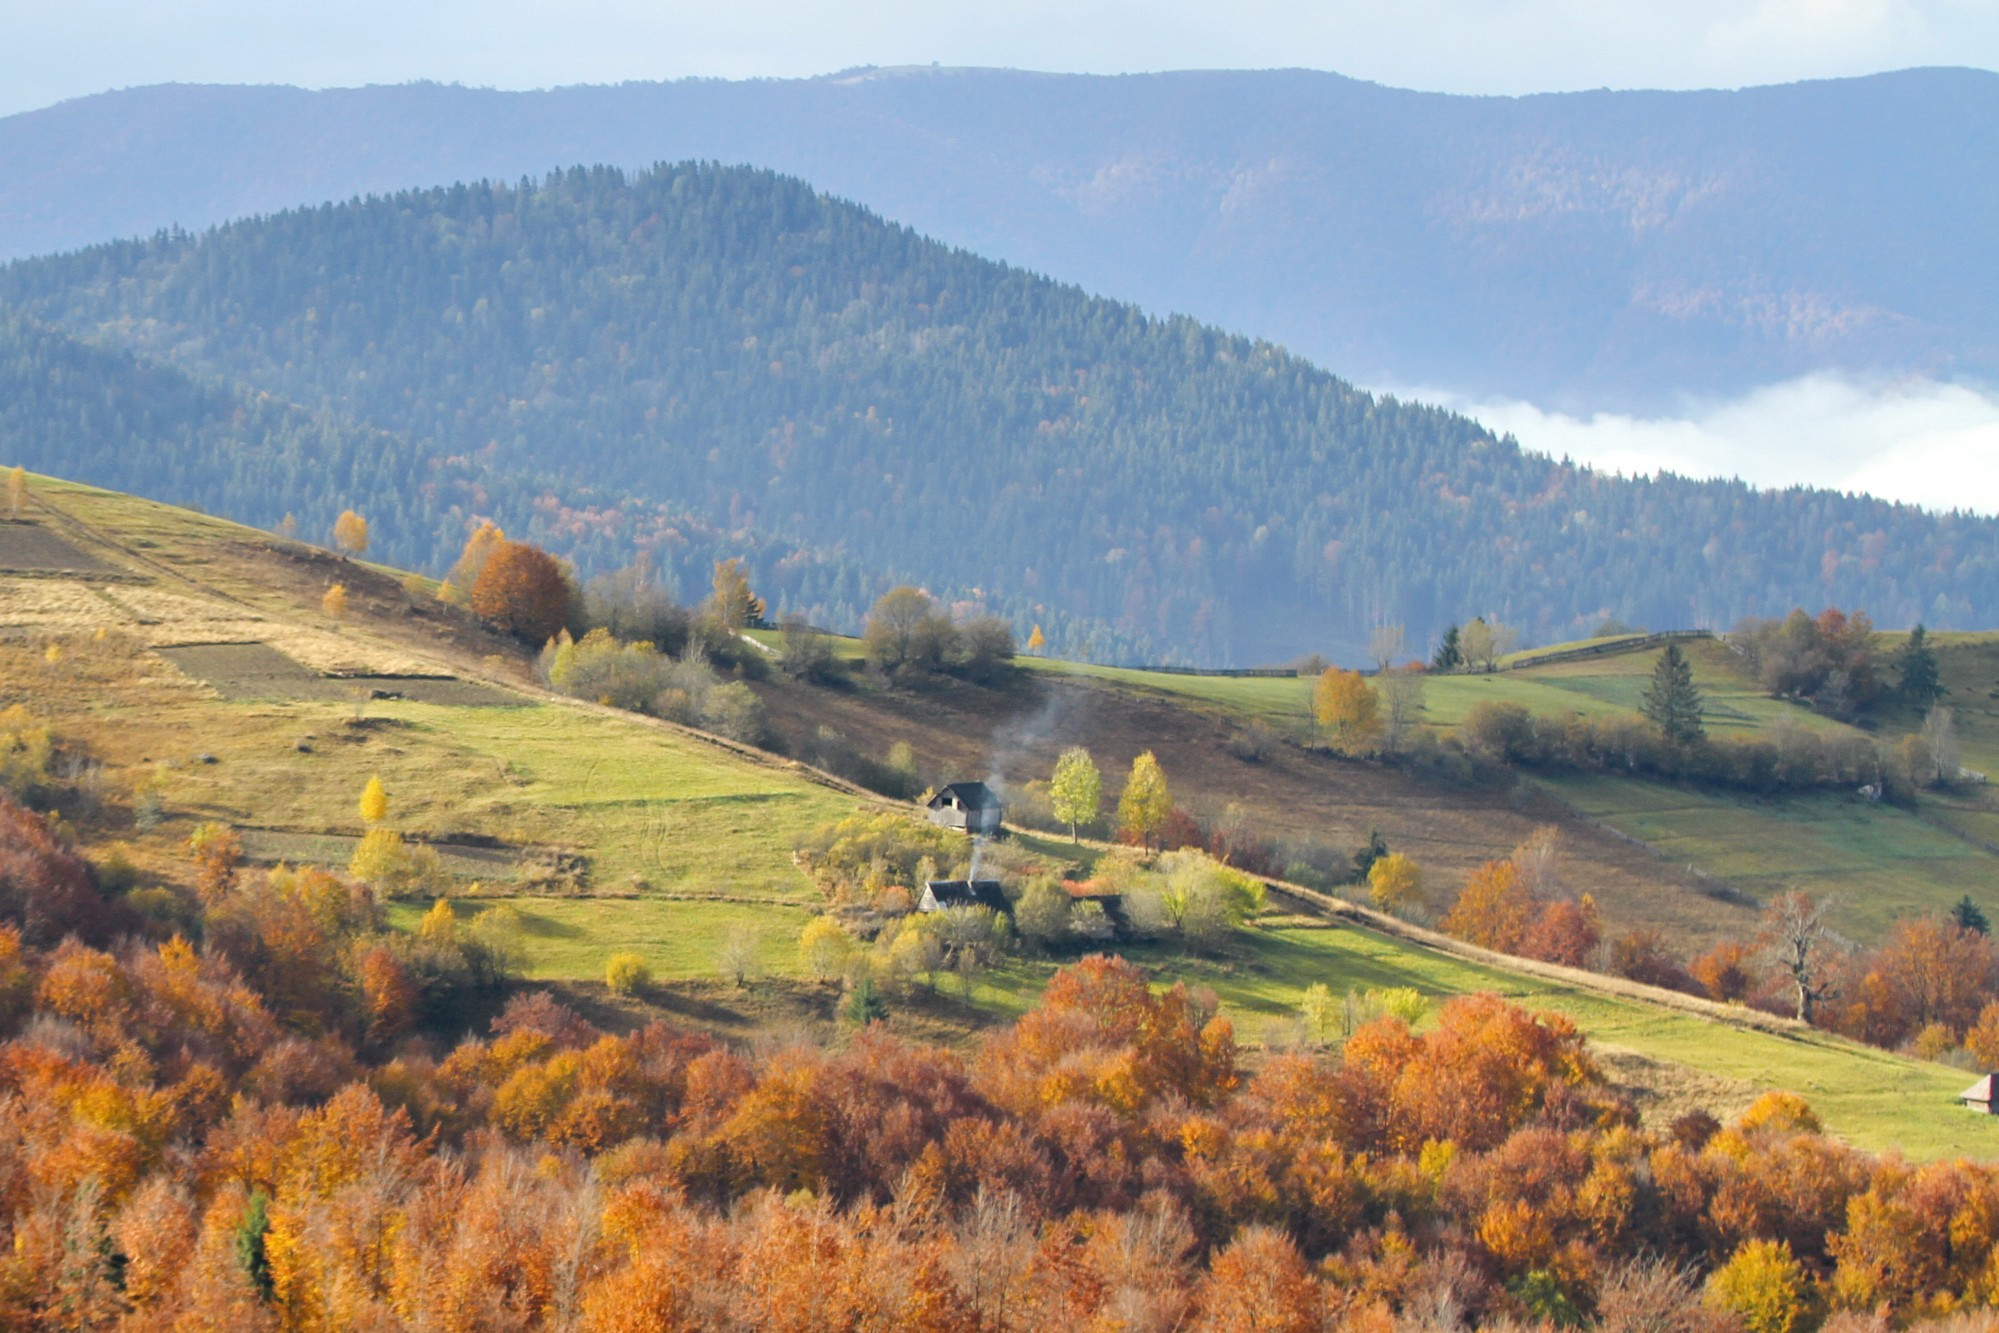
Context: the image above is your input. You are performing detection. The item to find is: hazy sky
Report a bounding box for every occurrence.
[9,0,1999,510]
[5,0,1999,117]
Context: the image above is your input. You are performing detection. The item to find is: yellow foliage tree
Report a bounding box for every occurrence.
[1313,667,1382,751]
[332,510,369,555]
[322,582,348,622]
[1117,751,1172,851]
[1298,982,1340,1045]
[0,705,55,793]
[709,557,765,632]
[416,897,456,945]
[1367,853,1424,914]
[349,828,411,889]
[605,952,652,995]
[1049,746,1102,843]
[447,520,507,593]
[1735,1090,1823,1136]
[358,776,389,825]
[797,916,854,984]
[5,466,23,520]
[1027,624,1046,653]
[1705,1238,1810,1333]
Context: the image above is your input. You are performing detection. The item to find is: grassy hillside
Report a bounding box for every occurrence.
[1001,634,1999,942]
[5,471,1998,1159]
[0,475,865,903]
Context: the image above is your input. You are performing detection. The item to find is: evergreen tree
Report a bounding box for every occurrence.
[1898,624,1944,709]
[1641,643,1705,745]
[1432,624,1463,671]
[841,974,889,1027]
[234,1188,275,1302]
[1953,894,1990,937]
[1352,828,1389,879]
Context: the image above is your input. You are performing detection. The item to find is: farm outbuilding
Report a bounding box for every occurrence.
[919,879,1011,915]
[1962,1075,1999,1114]
[926,782,1004,835]
[1065,883,1131,938]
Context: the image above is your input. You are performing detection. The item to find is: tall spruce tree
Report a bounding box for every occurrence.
[1897,623,1944,709]
[1432,624,1463,671]
[1641,642,1705,745]
[1953,894,1990,937]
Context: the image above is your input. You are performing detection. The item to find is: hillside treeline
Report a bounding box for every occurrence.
[7,794,1999,1331]
[4,164,1998,663]
[0,308,888,625]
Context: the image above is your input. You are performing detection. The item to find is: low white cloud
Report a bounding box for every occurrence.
[1419,375,1999,515]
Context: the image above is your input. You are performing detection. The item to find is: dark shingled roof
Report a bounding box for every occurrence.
[929,781,1002,810]
[922,880,1011,913]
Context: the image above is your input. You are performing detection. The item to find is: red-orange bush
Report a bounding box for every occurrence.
[471,539,574,643]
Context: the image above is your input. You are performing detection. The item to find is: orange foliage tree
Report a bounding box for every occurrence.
[471,540,573,643]
[15,836,1999,1327]
[1441,859,1535,954]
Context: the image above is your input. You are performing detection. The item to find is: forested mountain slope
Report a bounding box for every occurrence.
[0,306,875,616]
[2,67,1996,407]
[4,164,1997,663]
[0,308,436,561]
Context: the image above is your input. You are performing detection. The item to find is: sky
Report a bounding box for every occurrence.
[4,0,1999,119]
[7,0,1999,510]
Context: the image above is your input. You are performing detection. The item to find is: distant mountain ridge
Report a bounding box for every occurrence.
[1,66,1996,410]
[3,163,1996,664]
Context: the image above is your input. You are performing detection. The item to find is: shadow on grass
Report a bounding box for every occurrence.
[503,906,588,940]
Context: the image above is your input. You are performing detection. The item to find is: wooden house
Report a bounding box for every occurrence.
[926,782,1004,835]
[1962,1074,1999,1114]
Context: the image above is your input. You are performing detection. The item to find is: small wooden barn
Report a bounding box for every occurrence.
[919,879,1011,915]
[926,782,1004,835]
[1962,1074,1999,1114]
[1065,882,1131,939]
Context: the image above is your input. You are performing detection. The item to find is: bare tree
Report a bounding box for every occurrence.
[1378,668,1427,748]
[1921,704,1961,785]
[1368,623,1407,674]
[716,923,764,988]
[1509,825,1564,899]
[1459,617,1518,672]
[1762,891,1834,1023]
[946,1190,1038,1328]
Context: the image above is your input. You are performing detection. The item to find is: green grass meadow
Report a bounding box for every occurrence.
[389,896,818,982]
[1539,772,1993,938]
[375,698,858,900]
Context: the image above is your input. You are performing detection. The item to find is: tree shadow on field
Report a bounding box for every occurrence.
[497,905,586,940]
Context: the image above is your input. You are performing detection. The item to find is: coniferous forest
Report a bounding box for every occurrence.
[4,163,1997,663]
